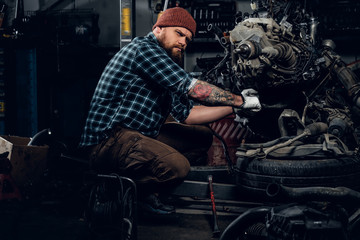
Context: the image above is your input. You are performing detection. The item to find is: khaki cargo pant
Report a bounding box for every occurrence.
[88,122,213,195]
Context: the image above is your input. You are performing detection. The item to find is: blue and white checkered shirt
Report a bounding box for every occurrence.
[79,32,194,146]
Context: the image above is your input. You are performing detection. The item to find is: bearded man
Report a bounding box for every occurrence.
[79,7,261,214]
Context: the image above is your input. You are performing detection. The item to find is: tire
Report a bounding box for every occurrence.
[236,153,360,198]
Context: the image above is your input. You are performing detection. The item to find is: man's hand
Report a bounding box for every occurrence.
[236,88,261,112]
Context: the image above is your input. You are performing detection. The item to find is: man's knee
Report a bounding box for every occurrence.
[173,154,191,179]
[157,152,190,181]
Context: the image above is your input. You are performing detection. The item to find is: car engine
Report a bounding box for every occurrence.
[201,0,360,151]
[203,2,360,238]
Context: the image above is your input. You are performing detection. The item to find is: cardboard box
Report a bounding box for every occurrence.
[0,135,49,188]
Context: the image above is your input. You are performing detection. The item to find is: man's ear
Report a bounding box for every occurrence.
[153,26,163,35]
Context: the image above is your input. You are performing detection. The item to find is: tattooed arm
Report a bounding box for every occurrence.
[183,80,243,125]
[187,79,244,107]
[184,79,261,124]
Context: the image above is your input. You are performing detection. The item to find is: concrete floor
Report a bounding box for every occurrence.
[3,148,360,239]
[137,212,237,240]
[0,152,255,240]
[0,197,240,240]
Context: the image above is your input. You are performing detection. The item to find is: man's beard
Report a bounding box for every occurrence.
[169,49,183,67]
[160,42,184,67]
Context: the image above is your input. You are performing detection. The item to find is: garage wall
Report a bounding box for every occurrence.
[23,0,156,47]
[4,0,359,141]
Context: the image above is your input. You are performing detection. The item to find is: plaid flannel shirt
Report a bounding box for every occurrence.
[79,32,194,147]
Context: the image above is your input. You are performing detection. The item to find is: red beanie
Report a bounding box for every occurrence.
[152,7,196,37]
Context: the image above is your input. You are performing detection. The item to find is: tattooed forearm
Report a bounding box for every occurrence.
[188,80,242,106]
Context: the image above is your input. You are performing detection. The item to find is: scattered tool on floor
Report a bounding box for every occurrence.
[208,175,220,237]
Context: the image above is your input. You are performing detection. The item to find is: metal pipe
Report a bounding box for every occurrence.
[266,183,360,206]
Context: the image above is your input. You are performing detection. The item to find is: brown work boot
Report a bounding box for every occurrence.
[139,193,175,215]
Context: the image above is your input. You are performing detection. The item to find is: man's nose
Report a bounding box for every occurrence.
[178,37,186,46]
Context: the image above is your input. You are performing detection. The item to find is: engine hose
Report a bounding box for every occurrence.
[219,206,271,240]
[205,53,231,81]
[261,102,295,109]
[266,183,360,206]
[324,50,360,107]
[335,66,360,108]
[273,43,296,67]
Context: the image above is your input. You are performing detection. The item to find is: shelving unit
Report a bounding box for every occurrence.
[120,0,135,49]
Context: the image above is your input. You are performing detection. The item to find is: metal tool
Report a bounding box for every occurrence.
[208,175,220,237]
